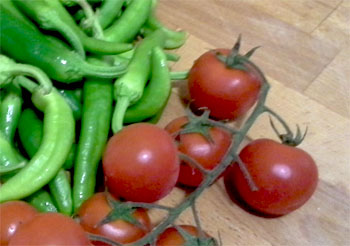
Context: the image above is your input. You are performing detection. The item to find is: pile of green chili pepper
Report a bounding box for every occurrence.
[0,0,188,214]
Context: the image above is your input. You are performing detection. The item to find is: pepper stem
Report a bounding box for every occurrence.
[111,96,130,133]
[15,76,38,93]
[6,65,52,93]
[51,16,86,58]
[170,70,189,80]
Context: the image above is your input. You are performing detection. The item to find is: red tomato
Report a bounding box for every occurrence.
[165,116,232,187]
[156,225,211,246]
[78,192,151,245]
[8,212,91,245]
[0,201,38,245]
[188,49,261,120]
[103,123,180,202]
[224,139,318,216]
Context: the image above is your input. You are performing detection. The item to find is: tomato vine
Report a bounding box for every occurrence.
[89,55,292,246]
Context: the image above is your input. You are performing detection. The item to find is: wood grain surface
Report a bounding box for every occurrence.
[152,0,350,245]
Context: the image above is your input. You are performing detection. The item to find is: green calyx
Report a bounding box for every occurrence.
[215,34,260,71]
[179,109,215,143]
[96,195,145,229]
[175,225,218,246]
[269,116,308,147]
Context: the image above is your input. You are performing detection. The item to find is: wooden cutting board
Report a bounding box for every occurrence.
[151,0,350,245]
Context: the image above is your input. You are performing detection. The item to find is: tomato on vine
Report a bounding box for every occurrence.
[102,123,180,203]
[78,192,151,245]
[156,225,216,246]
[225,138,318,216]
[188,35,261,120]
[165,115,232,187]
[8,212,91,245]
[0,201,38,245]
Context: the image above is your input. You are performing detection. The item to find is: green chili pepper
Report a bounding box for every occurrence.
[124,47,171,123]
[17,109,43,158]
[48,169,72,215]
[58,89,82,121]
[14,0,133,57]
[142,0,187,49]
[104,0,152,43]
[0,7,126,83]
[73,59,113,212]
[62,143,76,170]
[0,131,26,174]
[60,0,102,7]
[0,74,75,203]
[18,107,74,215]
[26,189,58,213]
[0,0,36,28]
[0,83,23,143]
[98,0,125,29]
[111,29,166,132]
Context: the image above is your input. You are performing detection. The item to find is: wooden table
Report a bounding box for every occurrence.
[152,0,350,245]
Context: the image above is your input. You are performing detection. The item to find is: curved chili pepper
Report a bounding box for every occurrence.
[0,76,75,203]
[97,0,125,29]
[0,83,22,143]
[73,59,113,212]
[48,169,73,215]
[0,131,26,174]
[18,107,74,215]
[111,29,166,132]
[0,7,126,83]
[104,0,152,42]
[17,108,42,155]
[14,0,133,57]
[124,47,171,123]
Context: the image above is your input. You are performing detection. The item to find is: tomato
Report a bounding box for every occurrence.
[0,201,38,245]
[103,123,180,202]
[8,212,91,245]
[156,225,212,246]
[78,192,151,245]
[224,139,318,216]
[165,116,232,187]
[188,49,261,120]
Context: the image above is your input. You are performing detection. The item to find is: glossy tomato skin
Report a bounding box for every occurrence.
[156,225,202,246]
[165,116,232,187]
[8,212,91,245]
[78,192,151,245]
[103,123,180,202]
[0,201,38,246]
[188,49,261,120]
[225,139,318,216]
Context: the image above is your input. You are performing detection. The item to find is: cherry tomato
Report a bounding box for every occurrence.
[156,225,211,246]
[224,139,318,216]
[78,192,151,245]
[0,201,38,245]
[188,49,261,120]
[8,212,91,245]
[165,116,232,187]
[103,123,180,202]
